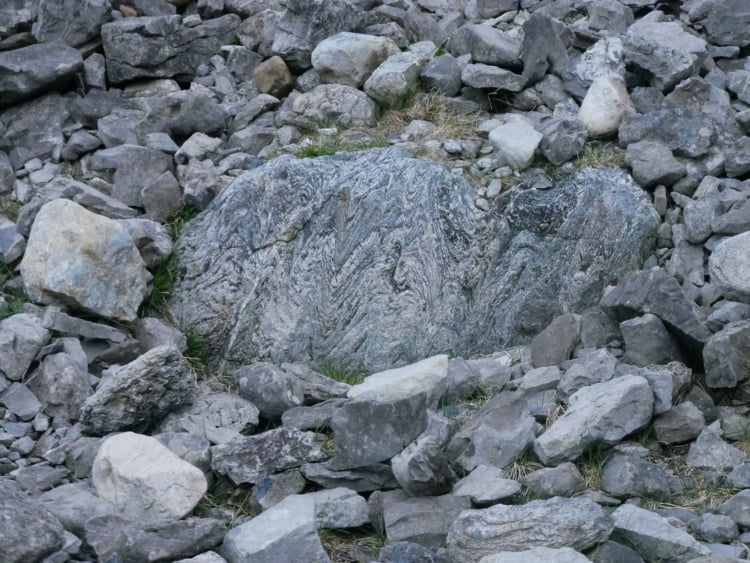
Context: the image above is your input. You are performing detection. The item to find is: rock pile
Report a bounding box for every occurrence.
[0,0,749,562]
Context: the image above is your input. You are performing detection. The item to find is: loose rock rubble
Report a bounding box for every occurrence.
[1,0,750,562]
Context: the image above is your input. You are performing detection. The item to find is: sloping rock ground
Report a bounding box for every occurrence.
[170,150,657,372]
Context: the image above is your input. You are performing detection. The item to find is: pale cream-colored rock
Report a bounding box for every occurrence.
[20,198,150,322]
[488,117,543,170]
[578,75,635,138]
[92,432,207,520]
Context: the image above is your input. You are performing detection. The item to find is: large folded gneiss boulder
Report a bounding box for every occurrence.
[169,148,658,372]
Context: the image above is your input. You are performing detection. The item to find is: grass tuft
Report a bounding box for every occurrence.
[319,525,386,563]
[314,359,366,386]
[576,443,608,491]
[572,141,626,171]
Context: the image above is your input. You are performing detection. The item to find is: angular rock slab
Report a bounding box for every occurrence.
[80,345,196,436]
[102,14,240,84]
[534,375,654,465]
[0,43,83,108]
[169,149,659,373]
[447,496,613,562]
[20,199,150,323]
[709,232,750,304]
[611,503,710,561]
[211,427,329,485]
[479,547,590,563]
[92,432,208,521]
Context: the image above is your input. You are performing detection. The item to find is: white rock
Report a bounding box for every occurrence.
[92,432,207,520]
[312,32,399,88]
[347,354,448,407]
[488,118,543,170]
[20,199,150,322]
[479,546,590,563]
[709,232,750,304]
[578,75,634,138]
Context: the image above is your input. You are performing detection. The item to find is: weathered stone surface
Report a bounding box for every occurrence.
[709,232,750,304]
[690,513,738,544]
[233,362,304,419]
[531,313,581,368]
[534,375,654,465]
[0,94,71,162]
[447,23,520,68]
[599,268,711,349]
[0,44,83,109]
[383,491,472,550]
[38,482,119,536]
[620,313,685,367]
[80,345,196,436]
[420,53,463,97]
[155,432,212,476]
[452,465,521,506]
[0,382,41,421]
[522,463,586,499]
[686,421,747,470]
[210,427,328,485]
[579,76,634,138]
[364,51,422,108]
[488,117,542,170]
[653,401,706,444]
[221,493,330,563]
[312,32,397,88]
[34,0,110,46]
[703,321,750,388]
[699,0,750,47]
[0,314,49,382]
[277,84,378,130]
[92,432,207,520]
[619,108,714,159]
[0,480,65,563]
[717,489,750,528]
[85,514,225,563]
[158,392,259,444]
[461,63,527,92]
[447,496,613,562]
[169,150,658,373]
[520,12,569,83]
[392,434,455,496]
[624,20,707,91]
[253,55,294,98]
[611,503,710,561]
[301,461,398,492]
[600,455,671,500]
[558,349,618,399]
[102,15,240,84]
[625,141,686,189]
[448,392,536,472]
[20,199,150,323]
[537,118,588,166]
[281,363,351,402]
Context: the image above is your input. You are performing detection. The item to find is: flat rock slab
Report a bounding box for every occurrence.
[611,503,710,561]
[447,496,613,562]
[169,148,658,373]
[0,43,83,108]
[709,232,750,304]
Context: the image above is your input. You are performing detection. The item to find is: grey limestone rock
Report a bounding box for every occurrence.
[718,489,750,529]
[102,15,240,84]
[85,514,225,563]
[377,542,440,563]
[522,462,586,499]
[447,24,521,69]
[0,382,42,421]
[531,313,581,368]
[447,496,613,562]
[169,150,658,373]
[312,32,398,88]
[690,513,739,544]
[698,0,750,47]
[38,482,119,536]
[479,547,591,563]
[0,93,71,162]
[448,392,537,472]
[600,455,671,500]
[625,141,686,188]
[156,432,212,475]
[20,199,150,323]
[392,434,456,496]
[210,427,329,485]
[420,54,463,97]
[653,401,706,444]
[250,469,306,512]
[134,317,187,353]
[686,421,747,470]
[0,44,82,109]
[233,362,304,419]
[520,12,570,83]
[537,117,588,166]
[364,51,424,108]
[589,540,645,563]
[382,490,472,550]
[557,348,618,399]
[277,84,378,130]
[611,503,710,561]
[301,461,398,492]
[703,321,750,388]
[599,268,711,349]
[34,0,110,46]
[621,313,685,367]
[461,63,527,92]
[281,399,345,431]
[709,232,750,304]
[534,374,654,465]
[0,314,50,382]
[451,465,521,506]
[624,20,707,92]
[80,345,196,436]
[0,479,65,563]
[619,108,715,159]
[280,362,351,402]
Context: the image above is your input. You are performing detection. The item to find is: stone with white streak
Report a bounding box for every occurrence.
[92,432,208,520]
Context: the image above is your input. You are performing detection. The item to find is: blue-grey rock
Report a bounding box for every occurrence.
[600,455,671,501]
[169,149,658,373]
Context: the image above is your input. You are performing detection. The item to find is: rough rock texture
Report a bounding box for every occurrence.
[0,44,83,109]
[101,15,240,84]
[534,375,654,465]
[277,84,378,130]
[709,232,750,304]
[447,496,613,562]
[91,432,208,520]
[80,345,196,436]
[20,199,150,323]
[170,149,658,372]
[34,0,111,47]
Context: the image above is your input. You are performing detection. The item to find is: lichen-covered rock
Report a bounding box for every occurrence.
[20,199,150,323]
[169,149,658,373]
